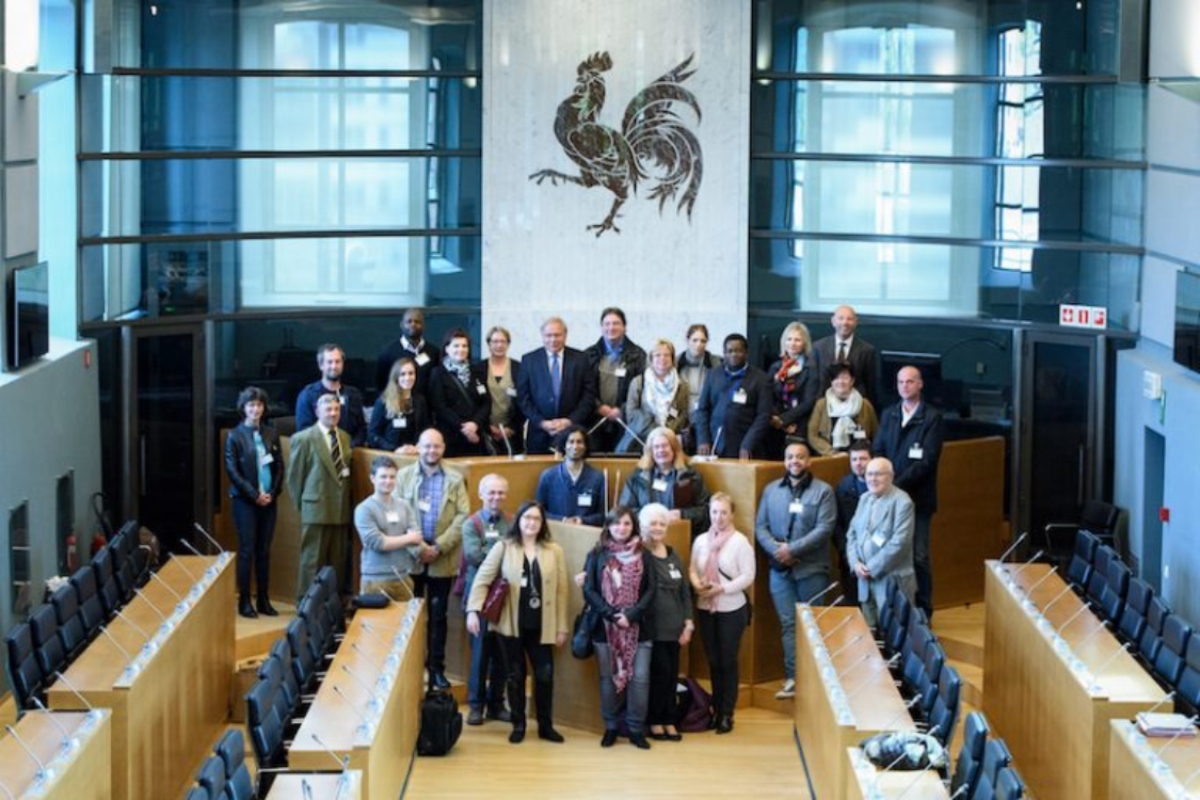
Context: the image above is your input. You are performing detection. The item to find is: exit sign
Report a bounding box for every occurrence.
[1059,304,1108,329]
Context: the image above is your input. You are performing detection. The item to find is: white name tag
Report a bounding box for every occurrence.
[385,512,401,524]
[418,500,432,513]
[853,430,866,440]
[393,416,407,429]
[787,363,802,377]
[668,407,679,419]
[668,566,682,580]
[732,389,748,405]
[259,454,274,466]
[872,532,887,549]
[789,500,804,515]
[506,386,518,398]
[908,446,924,460]
[577,492,593,508]
[485,528,499,540]
[340,468,351,478]
[652,479,669,493]
[476,384,486,395]
[415,353,431,366]
[615,367,628,378]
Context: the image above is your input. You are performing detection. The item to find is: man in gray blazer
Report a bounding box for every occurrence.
[845,457,916,627]
[755,440,837,699]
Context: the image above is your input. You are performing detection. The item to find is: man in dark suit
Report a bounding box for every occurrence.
[813,305,881,408]
[287,393,353,604]
[693,334,773,459]
[834,439,872,606]
[375,307,440,396]
[582,307,647,453]
[295,343,367,447]
[517,317,597,455]
[875,366,944,618]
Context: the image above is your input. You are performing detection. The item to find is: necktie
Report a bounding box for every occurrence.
[838,342,848,363]
[550,353,562,407]
[329,429,347,481]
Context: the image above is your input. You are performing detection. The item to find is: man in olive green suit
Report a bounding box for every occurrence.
[288,393,353,603]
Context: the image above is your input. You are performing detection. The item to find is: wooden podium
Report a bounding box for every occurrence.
[0,710,111,800]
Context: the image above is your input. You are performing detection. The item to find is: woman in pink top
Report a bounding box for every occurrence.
[689,492,756,734]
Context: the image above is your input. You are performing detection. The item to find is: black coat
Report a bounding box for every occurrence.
[224,423,285,501]
[582,336,648,409]
[429,364,491,457]
[367,393,431,451]
[692,366,773,458]
[875,401,945,514]
[375,338,440,397]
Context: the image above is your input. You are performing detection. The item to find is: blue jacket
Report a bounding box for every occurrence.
[754,473,837,579]
[692,365,773,458]
[295,380,367,447]
[535,462,606,527]
[517,346,597,454]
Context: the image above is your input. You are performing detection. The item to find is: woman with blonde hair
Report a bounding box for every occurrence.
[768,321,820,457]
[473,325,525,454]
[619,427,711,537]
[619,338,690,453]
[367,357,430,453]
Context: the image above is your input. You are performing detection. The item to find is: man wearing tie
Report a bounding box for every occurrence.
[517,317,597,455]
[845,457,916,627]
[287,393,354,604]
[812,305,881,408]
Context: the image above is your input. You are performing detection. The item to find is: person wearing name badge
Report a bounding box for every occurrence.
[584,307,648,454]
[678,324,722,420]
[845,457,916,627]
[474,325,525,455]
[834,440,873,607]
[287,392,354,604]
[619,427,712,538]
[754,441,837,699]
[535,425,607,527]
[295,343,367,447]
[367,357,430,453]
[812,304,882,410]
[807,362,879,457]
[517,316,597,455]
[460,474,514,726]
[689,492,755,734]
[768,322,821,459]
[394,429,470,691]
[638,503,693,741]
[429,328,491,457]
[619,338,690,454]
[583,506,657,749]
[375,307,440,397]
[224,386,285,619]
[693,334,773,460]
[466,501,569,745]
[353,456,423,598]
[874,366,944,619]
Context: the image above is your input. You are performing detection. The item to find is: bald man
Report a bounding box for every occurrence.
[812,305,881,407]
[875,366,944,618]
[845,457,916,627]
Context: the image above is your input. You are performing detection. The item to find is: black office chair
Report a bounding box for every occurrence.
[914,641,946,723]
[994,766,1026,800]
[901,622,934,693]
[1117,577,1153,646]
[49,584,88,660]
[70,565,107,639]
[1043,499,1120,562]
[248,699,288,795]
[1085,546,1116,608]
[1139,597,1170,667]
[951,711,990,799]
[1096,559,1131,625]
[30,605,68,679]
[195,755,226,799]
[876,577,901,639]
[1176,635,1200,716]
[4,623,45,711]
[1154,614,1193,688]
[91,548,123,617]
[286,617,320,693]
[885,594,914,657]
[971,738,1013,800]
[1065,530,1100,590]
[925,663,961,746]
[214,728,255,800]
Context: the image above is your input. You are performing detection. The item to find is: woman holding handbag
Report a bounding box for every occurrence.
[583,506,657,749]
[466,501,568,744]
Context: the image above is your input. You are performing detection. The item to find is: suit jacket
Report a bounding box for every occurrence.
[813,335,882,409]
[294,381,367,447]
[692,365,773,458]
[517,346,597,454]
[875,400,945,515]
[376,337,439,396]
[286,425,352,525]
[393,462,470,578]
[428,364,491,456]
[754,474,837,579]
[465,539,570,643]
[224,423,285,501]
[845,485,916,593]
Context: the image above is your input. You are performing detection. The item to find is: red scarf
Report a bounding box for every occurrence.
[601,537,644,693]
[775,356,805,407]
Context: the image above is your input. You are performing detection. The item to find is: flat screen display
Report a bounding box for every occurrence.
[7,262,49,371]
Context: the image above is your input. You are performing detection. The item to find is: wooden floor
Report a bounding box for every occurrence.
[405,706,808,799]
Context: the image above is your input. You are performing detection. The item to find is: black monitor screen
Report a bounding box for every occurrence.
[8,262,49,371]
[1177,270,1200,375]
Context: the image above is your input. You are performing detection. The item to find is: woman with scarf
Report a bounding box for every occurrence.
[583,506,657,749]
[428,327,490,457]
[807,362,878,456]
[689,492,756,734]
[768,321,821,458]
[619,427,712,538]
[639,503,693,741]
[368,356,430,453]
[619,338,690,453]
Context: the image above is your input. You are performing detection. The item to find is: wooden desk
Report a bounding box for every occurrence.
[796,606,916,800]
[289,601,426,800]
[1109,719,1200,799]
[46,555,234,800]
[0,710,111,800]
[845,746,950,799]
[265,771,363,800]
[983,561,1166,800]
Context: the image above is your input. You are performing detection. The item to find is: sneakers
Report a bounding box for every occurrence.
[775,678,796,700]
[467,707,484,726]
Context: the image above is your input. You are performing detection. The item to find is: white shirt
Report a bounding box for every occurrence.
[689,531,756,613]
[901,400,921,427]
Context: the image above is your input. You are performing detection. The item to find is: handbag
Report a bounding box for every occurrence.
[480,544,509,624]
[572,606,595,659]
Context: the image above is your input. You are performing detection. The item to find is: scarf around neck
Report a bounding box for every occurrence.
[825,388,864,449]
[600,537,644,692]
[443,357,471,387]
[700,526,736,611]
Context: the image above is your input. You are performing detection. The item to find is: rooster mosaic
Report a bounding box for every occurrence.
[529,51,703,237]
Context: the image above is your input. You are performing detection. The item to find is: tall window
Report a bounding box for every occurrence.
[995,23,1044,273]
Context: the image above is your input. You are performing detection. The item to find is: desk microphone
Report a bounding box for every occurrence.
[1042,584,1076,614]
[836,652,878,682]
[805,582,840,608]
[828,633,865,661]
[113,609,151,642]
[712,427,724,459]
[1178,764,1200,791]
[612,415,647,451]
[997,531,1029,563]
[350,643,390,678]
[194,522,227,554]
[948,784,970,800]
[814,599,846,623]
[358,622,396,649]
[301,777,315,800]
[330,685,374,729]
[602,468,610,517]
[1139,691,1177,719]
[148,570,185,603]
[1087,642,1134,691]
[0,777,13,800]
[876,696,921,733]
[170,548,201,582]
[844,661,892,702]
[28,698,73,748]
[1153,715,1199,758]
[1007,549,1045,580]
[4,724,50,781]
[498,426,514,459]
[308,733,351,772]
[53,671,94,710]
[387,567,416,600]
[1074,619,1111,652]
[586,418,607,436]
[133,588,169,624]
[1056,601,1094,635]
[1022,565,1059,597]
[340,665,382,705]
[819,615,853,642]
[97,626,133,661]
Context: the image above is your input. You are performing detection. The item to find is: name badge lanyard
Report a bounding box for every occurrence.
[726,373,747,405]
[525,560,542,609]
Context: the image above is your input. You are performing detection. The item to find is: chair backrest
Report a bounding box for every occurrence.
[70,565,106,635]
[1080,500,1119,538]
[951,711,990,795]
[916,641,946,716]
[316,565,338,598]
[929,663,962,746]
[185,787,209,800]
[263,640,300,710]
[877,576,900,634]
[1098,559,1131,623]
[1118,577,1152,644]
[979,738,1013,788]
[196,755,226,796]
[901,622,933,691]
[50,584,87,657]
[245,677,275,729]
[257,655,294,722]
[995,766,1026,800]
[5,623,43,709]
[1073,529,1099,562]
[30,605,67,678]
[885,592,913,655]
[1177,635,1200,708]
[249,702,287,769]
[1155,615,1193,688]
[1086,546,1116,604]
[287,618,318,690]
[214,727,255,800]
[91,548,122,615]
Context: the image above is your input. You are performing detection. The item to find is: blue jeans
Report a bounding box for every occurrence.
[594,641,652,733]
[467,621,506,711]
[769,570,831,681]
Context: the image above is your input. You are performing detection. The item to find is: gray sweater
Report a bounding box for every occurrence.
[353,494,420,580]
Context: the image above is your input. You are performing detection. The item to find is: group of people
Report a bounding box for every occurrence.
[221,302,946,742]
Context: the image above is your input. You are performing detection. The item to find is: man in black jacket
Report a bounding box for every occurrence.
[693,334,772,459]
[517,317,598,454]
[834,440,872,606]
[874,366,944,618]
[583,307,647,453]
[375,307,440,396]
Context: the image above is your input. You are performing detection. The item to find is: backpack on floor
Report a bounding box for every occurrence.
[417,690,463,756]
[675,676,713,733]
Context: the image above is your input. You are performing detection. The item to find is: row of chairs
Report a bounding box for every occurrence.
[1067,531,1200,714]
[246,567,345,795]
[951,711,1026,799]
[875,579,962,748]
[184,728,255,800]
[4,522,151,711]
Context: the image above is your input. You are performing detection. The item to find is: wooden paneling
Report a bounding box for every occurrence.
[1108,720,1200,800]
[0,711,111,800]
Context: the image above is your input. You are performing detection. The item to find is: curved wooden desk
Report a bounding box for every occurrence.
[1109,719,1200,800]
[0,710,111,800]
[265,771,363,800]
[845,746,950,799]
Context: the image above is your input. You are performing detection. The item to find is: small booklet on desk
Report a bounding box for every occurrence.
[1137,712,1198,737]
